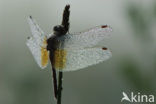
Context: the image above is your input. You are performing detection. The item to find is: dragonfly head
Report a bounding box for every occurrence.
[53,25,66,36]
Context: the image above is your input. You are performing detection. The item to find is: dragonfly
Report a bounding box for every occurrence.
[26,5,112,103]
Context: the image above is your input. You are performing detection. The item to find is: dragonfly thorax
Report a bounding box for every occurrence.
[46,25,67,51]
[47,35,59,51]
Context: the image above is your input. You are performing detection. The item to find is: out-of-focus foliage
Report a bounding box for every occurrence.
[119,57,153,92]
[126,4,151,41]
[154,1,156,17]
[118,1,156,96]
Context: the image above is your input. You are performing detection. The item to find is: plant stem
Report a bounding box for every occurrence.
[57,71,63,104]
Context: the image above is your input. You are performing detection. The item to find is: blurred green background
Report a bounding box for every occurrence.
[1,0,156,104]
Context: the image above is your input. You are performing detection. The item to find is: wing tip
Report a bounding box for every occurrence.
[27,36,30,39]
[102,47,108,50]
[27,15,33,24]
[101,25,108,28]
[102,47,112,57]
[101,25,112,31]
[29,15,32,19]
[28,15,33,20]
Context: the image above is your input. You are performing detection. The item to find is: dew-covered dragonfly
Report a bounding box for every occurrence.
[26,5,112,100]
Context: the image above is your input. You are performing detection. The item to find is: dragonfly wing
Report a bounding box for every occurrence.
[27,16,49,69]
[53,47,112,72]
[26,37,49,69]
[60,25,112,49]
[27,16,51,45]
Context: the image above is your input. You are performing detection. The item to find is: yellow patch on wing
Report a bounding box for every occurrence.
[53,49,67,70]
[41,38,49,67]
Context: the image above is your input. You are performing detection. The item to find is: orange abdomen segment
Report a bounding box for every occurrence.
[41,38,49,67]
[53,49,67,70]
[41,47,49,67]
